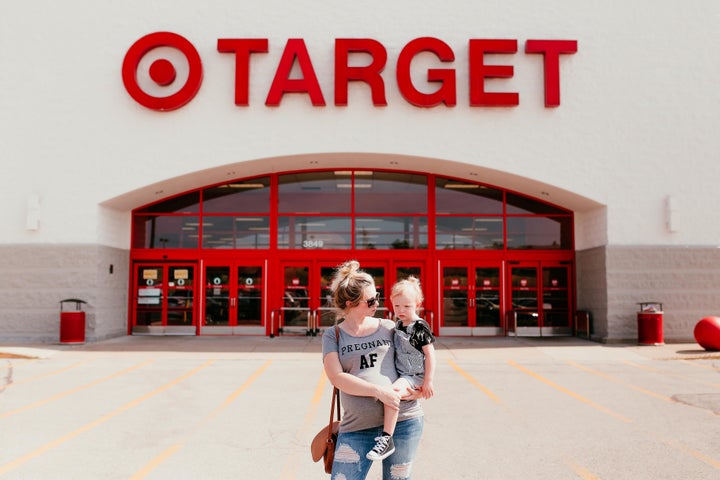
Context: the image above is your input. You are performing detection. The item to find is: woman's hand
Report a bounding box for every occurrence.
[376,385,402,410]
[395,383,422,401]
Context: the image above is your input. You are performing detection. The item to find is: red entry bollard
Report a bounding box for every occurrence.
[694,316,720,351]
[637,302,664,346]
[60,299,87,344]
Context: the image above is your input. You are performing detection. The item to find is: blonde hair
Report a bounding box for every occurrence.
[390,276,424,306]
[329,260,375,313]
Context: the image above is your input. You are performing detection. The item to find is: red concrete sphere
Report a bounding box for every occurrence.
[694,316,720,351]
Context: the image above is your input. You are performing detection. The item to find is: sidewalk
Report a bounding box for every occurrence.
[1,335,719,479]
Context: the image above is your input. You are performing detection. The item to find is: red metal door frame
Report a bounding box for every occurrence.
[130,262,198,334]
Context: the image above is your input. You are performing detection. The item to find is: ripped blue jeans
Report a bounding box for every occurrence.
[331,416,424,480]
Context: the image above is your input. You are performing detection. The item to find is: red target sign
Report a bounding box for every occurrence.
[122,32,203,111]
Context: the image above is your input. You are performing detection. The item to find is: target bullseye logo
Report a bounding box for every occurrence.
[122,32,203,111]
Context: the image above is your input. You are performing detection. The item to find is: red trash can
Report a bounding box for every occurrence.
[637,302,664,346]
[60,299,87,344]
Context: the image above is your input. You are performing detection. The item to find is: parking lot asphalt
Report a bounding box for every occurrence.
[1,335,719,479]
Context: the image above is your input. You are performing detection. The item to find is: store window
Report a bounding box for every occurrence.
[505,193,572,249]
[140,192,201,213]
[506,216,572,249]
[203,178,270,213]
[201,178,271,249]
[277,216,352,249]
[132,215,201,249]
[278,172,351,213]
[435,217,503,250]
[356,216,428,250]
[506,192,568,215]
[435,178,504,250]
[131,169,573,252]
[355,172,427,214]
[354,173,428,249]
[435,178,503,214]
[202,216,270,249]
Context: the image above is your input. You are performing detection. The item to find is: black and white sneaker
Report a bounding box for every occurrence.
[366,434,395,461]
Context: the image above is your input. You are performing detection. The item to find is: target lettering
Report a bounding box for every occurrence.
[123,33,577,111]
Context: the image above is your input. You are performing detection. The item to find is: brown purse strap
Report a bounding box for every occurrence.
[329,386,340,425]
[329,325,341,427]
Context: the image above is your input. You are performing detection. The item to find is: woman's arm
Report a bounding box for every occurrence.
[323,352,401,410]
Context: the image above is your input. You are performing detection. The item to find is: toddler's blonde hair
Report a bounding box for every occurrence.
[390,276,424,305]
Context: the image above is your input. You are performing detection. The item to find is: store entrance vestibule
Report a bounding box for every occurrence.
[274,260,426,336]
[507,261,573,336]
[202,262,265,335]
[129,167,576,337]
[440,263,504,336]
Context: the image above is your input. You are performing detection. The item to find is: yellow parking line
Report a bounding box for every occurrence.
[566,360,674,403]
[448,359,501,404]
[0,360,154,419]
[665,439,720,470]
[679,359,720,371]
[508,360,632,423]
[0,359,214,476]
[279,370,328,480]
[129,360,272,480]
[624,360,720,389]
[564,457,602,480]
[3,359,92,388]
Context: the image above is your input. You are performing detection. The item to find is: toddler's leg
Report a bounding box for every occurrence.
[367,378,411,461]
[383,403,399,435]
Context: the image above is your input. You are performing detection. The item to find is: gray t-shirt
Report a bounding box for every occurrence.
[322,319,423,433]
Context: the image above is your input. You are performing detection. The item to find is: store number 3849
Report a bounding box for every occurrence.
[302,240,324,249]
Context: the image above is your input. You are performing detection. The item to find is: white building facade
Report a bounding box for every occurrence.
[1,1,719,343]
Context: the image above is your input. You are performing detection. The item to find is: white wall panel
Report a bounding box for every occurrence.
[1,1,718,248]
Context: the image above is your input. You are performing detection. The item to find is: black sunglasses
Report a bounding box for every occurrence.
[364,293,380,308]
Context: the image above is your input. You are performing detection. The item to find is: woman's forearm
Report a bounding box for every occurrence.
[331,371,384,398]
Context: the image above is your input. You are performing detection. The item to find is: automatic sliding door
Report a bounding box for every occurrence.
[510,264,540,335]
[440,263,503,336]
[236,266,263,329]
[205,266,230,326]
[281,265,311,334]
[133,263,196,335]
[508,262,572,336]
[474,266,502,335]
[441,266,470,334]
[362,265,388,319]
[203,263,264,335]
[392,264,429,328]
[542,265,572,335]
[317,265,337,333]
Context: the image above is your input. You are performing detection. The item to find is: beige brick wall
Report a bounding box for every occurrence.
[577,246,720,343]
[0,245,128,342]
[3,244,717,344]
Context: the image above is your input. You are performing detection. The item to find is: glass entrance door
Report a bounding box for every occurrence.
[278,260,391,336]
[317,264,338,333]
[362,264,389,320]
[280,264,312,335]
[509,263,540,335]
[474,266,502,333]
[390,263,429,327]
[203,263,264,335]
[507,262,572,336]
[133,263,196,335]
[440,263,503,335]
[542,264,572,335]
